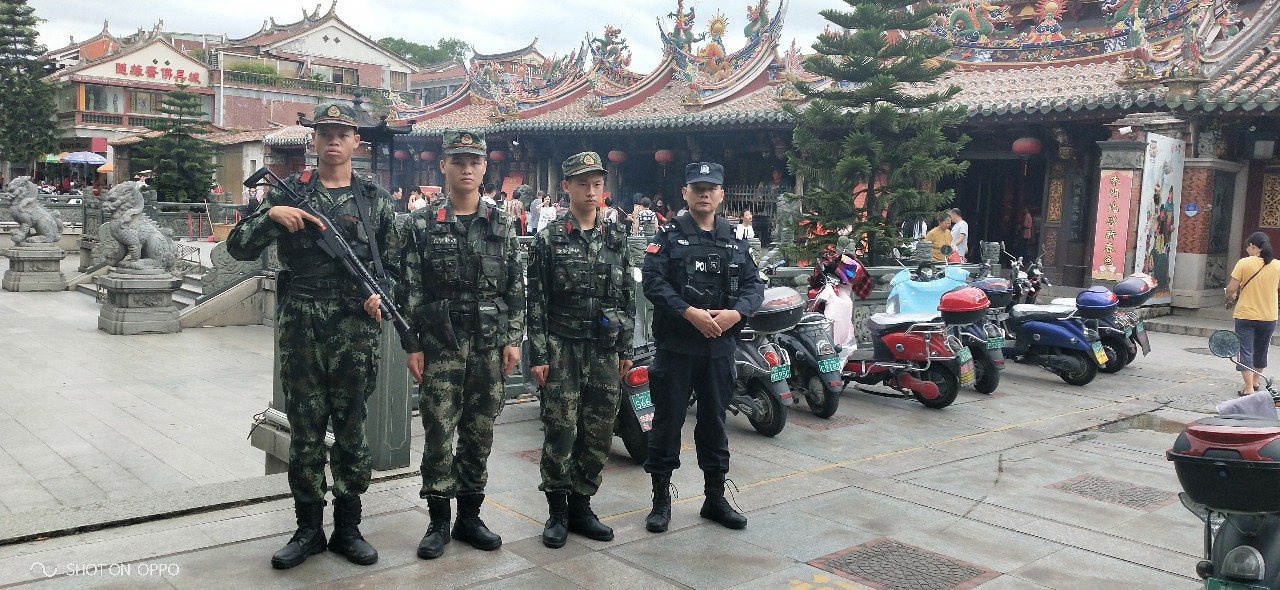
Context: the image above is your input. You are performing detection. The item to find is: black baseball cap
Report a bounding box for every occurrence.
[685,162,724,185]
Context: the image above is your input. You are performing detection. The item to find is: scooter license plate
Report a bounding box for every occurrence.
[985,336,1004,350]
[630,390,653,413]
[1091,341,1109,365]
[957,347,976,387]
[770,365,791,382]
[1124,327,1133,338]
[1207,579,1267,590]
[1135,321,1145,333]
[817,357,842,374]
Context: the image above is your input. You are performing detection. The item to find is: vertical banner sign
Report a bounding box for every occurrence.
[1092,170,1134,281]
[1133,133,1185,304]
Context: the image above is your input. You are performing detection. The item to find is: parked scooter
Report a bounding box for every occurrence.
[780,253,856,419]
[886,261,1003,394]
[1049,274,1155,373]
[999,254,1107,386]
[1167,330,1280,589]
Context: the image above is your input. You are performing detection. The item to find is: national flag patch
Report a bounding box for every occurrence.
[645,243,661,254]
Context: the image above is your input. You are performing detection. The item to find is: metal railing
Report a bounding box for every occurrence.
[81,113,124,125]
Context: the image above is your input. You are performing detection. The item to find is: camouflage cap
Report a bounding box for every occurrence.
[561,151,606,178]
[442,129,487,156]
[312,102,358,128]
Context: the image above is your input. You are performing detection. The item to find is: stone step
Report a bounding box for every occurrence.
[75,283,101,298]
[1144,314,1280,346]
[183,273,205,289]
[1173,306,1234,322]
[172,291,197,310]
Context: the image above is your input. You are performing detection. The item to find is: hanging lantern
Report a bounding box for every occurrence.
[419,151,437,162]
[489,150,507,162]
[393,150,410,161]
[608,150,628,164]
[1012,137,1042,175]
[654,149,675,164]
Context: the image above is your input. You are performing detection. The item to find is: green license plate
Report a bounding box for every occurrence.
[957,346,976,387]
[1207,579,1268,590]
[817,357,842,374]
[770,365,791,382]
[1125,327,1133,337]
[985,336,1004,350]
[1136,321,1145,333]
[630,391,653,412]
[1091,341,1109,365]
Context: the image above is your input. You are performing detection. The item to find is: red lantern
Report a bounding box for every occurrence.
[608,150,627,164]
[419,151,437,162]
[393,150,409,161]
[1012,137,1042,175]
[654,149,675,164]
[489,150,507,162]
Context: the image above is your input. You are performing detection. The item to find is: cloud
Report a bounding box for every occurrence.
[33,0,846,71]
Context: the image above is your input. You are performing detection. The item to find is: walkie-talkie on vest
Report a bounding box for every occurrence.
[244,167,412,343]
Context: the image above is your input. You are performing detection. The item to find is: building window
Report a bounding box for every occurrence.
[130,91,159,115]
[84,84,124,113]
[331,67,358,86]
[56,87,77,112]
[391,71,408,91]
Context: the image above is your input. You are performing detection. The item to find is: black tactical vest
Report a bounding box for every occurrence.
[279,171,377,291]
[666,215,746,310]
[545,213,630,342]
[416,203,514,304]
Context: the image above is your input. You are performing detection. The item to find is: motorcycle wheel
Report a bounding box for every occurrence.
[615,408,649,465]
[971,345,1000,394]
[746,382,787,437]
[1099,337,1129,374]
[1058,349,1099,386]
[803,371,840,419]
[914,366,959,409]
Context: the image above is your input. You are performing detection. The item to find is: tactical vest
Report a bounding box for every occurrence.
[279,171,378,295]
[545,214,630,346]
[416,203,514,305]
[666,215,746,310]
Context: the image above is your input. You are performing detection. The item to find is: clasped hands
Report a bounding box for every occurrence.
[682,307,742,338]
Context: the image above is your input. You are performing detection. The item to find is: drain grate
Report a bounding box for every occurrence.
[808,538,1000,590]
[1184,347,1215,356]
[1049,475,1177,511]
[788,411,867,431]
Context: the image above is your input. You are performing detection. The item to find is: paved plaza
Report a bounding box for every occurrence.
[0,255,1253,589]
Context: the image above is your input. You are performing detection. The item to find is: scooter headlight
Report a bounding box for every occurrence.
[816,339,835,356]
[1221,545,1265,582]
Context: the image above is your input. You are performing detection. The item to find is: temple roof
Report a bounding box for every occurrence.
[471,38,542,62]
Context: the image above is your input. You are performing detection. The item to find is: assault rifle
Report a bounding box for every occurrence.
[243,167,413,343]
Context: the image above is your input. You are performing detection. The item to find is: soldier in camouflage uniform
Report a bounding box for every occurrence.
[527,152,635,548]
[397,129,525,560]
[226,102,398,570]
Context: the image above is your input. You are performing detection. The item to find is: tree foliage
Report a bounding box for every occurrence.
[133,84,216,203]
[0,0,57,169]
[785,0,969,263]
[377,37,471,66]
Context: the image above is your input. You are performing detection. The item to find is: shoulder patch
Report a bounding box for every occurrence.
[646,243,662,254]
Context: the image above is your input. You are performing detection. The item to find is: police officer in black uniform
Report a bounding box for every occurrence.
[641,162,765,533]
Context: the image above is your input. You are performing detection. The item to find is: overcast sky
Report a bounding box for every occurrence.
[32,0,847,71]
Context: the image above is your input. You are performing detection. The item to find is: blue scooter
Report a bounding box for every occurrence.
[1000,256,1106,386]
[886,263,1002,394]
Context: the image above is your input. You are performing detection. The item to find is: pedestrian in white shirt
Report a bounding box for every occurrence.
[736,209,755,240]
[949,208,969,260]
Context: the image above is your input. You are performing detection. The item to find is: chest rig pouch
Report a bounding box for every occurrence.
[546,219,632,350]
[668,215,745,310]
[417,204,513,350]
[279,172,377,302]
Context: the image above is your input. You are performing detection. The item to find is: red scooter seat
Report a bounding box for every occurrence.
[867,312,942,334]
[1008,304,1076,324]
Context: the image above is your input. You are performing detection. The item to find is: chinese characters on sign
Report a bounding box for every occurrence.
[1091,170,1133,281]
[113,63,202,84]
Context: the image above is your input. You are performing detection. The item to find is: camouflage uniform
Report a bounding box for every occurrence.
[528,154,635,496]
[397,132,525,499]
[228,174,398,507]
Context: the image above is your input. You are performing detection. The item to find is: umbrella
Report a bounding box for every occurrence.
[42,153,60,163]
[64,151,107,165]
[97,163,114,173]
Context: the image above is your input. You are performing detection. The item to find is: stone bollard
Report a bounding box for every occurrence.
[2,242,67,291]
[96,268,182,335]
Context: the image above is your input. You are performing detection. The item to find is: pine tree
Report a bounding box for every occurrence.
[133,84,215,203]
[785,0,969,263]
[0,0,57,171]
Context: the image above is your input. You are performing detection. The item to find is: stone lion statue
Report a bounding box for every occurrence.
[7,176,63,244]
[98,181,177,271]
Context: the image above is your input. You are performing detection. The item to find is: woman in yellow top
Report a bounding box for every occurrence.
[1225,232,1280,395]
[924,212,953,262]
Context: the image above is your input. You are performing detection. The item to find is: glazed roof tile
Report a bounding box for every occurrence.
[1188,27,1280,111]
[263,125,313,146]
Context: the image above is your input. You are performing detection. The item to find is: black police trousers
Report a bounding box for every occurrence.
[643,349,733,475]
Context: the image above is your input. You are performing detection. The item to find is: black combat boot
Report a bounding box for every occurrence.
[270,500,327,569]
[568,493,614,541]
[452,493,502,550]
[328,495,378,565]
[700,472,747,530]
[542,491,570,548]
[417,496,451,559]
[645,474,672,533]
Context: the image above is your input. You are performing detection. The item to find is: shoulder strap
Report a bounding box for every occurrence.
[350,178,387,282]
[1239,260,1271,295]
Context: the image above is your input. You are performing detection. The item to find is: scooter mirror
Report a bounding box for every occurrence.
[1209,330,1242,359]
[940,244,954,256]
